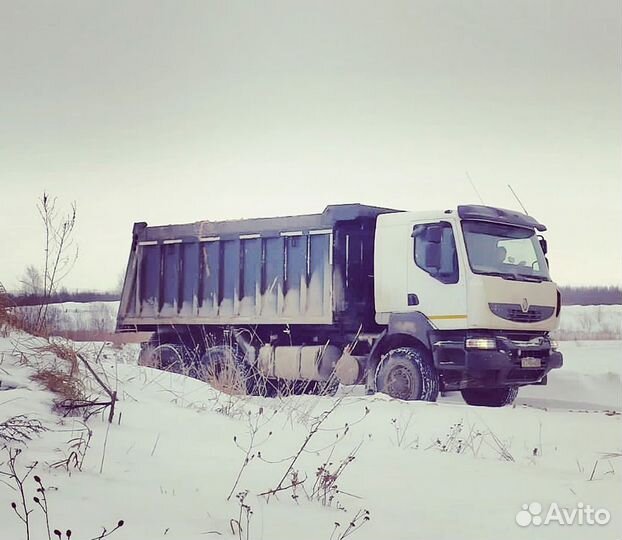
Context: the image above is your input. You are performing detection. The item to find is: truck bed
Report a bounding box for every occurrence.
[116,204,400,332]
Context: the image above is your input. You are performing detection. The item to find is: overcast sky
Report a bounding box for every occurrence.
[1,0,620,291]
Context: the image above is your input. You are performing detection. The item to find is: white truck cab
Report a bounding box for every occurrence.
[371,204,562,405]
[375,205,560,330]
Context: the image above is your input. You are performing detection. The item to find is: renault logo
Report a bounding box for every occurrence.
[521,298,530,313]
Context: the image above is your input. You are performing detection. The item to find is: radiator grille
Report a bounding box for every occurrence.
[489,303,555,323]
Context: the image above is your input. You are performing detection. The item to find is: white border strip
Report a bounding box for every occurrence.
[281,231,304,237]
[162,239,183,245]
[199,236,220,242]
[309,228,333,235]
[240,233,261,240]
[138,240,157,246]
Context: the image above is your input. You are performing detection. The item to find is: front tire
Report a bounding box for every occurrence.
[461,386,519,407]
[376,347,439,401]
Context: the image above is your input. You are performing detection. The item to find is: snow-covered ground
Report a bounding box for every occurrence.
[1,335,620,540]
[553,305,622,340]
[16,301,119,332]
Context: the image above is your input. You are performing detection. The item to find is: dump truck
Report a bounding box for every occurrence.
[116,203,563,406]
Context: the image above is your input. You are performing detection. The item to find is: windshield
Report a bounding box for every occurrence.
[461,221,550,281]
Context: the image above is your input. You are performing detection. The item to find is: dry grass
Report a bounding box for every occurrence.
[196,359,250,396]
[0,291,12,337]
[0,308,52,338]
[1,295,85,408]
[7,333,90,413]
[33,341,79,376]
[31,368,86,406]
[2,299,119,424]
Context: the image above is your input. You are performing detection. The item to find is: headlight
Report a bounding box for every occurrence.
[550,339,559,351]
[465,337,497,350]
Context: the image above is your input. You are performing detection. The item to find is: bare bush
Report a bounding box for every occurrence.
[229,490,253,540]
[0,448,38,540]
[428,419,514,462]
[0,447,125,540]
[311,444,361,507]
[258,399,345,501]
[32,368,86,411]
[390,412,419,449]
[50,424,93,474]
[0,281,13,337]
[11,338,117,422]
[0,416,47,445]
[20,266,43,297]
[330,509,371,540]
[227,408,275,500]
[8,193,79,336]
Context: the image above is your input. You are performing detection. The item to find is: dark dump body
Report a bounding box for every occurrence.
[116,204,401,332]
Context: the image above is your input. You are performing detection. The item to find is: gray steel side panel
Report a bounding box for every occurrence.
[121,232,334,325]
[117,204,401,328]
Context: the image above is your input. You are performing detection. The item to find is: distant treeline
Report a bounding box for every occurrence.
[559,286,622,306]
[7,290,120,307]
[4,286,621,307]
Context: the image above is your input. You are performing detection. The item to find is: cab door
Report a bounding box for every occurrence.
[406,220,467,329]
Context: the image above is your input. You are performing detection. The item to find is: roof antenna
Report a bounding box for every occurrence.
[466,171,485,204]
[507,184,529,215]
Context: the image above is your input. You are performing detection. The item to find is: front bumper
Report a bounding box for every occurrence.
[432,334,563,390]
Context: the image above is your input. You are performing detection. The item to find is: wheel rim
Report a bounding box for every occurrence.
[386,365,414,400]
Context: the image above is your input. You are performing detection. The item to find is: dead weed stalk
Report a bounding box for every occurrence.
[0,447,125,540]
[0,416,47,445]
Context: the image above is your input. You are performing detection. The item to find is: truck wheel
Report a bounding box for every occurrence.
[142,343,190,374]
[376,347,439,401]
[199,345,255,395]
[461,386,519,407]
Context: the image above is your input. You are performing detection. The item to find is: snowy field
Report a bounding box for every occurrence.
[16,301,119,332]
[1,334,620,540]
[553,305,622,340]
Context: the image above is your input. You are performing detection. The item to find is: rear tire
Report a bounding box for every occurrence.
[141,343,194,375]
[461,386,519,407]
[198,345,255,395]
[376,347,439,401]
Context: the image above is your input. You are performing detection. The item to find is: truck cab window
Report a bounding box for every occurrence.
[412,222,459,284]
[461,220,550,281]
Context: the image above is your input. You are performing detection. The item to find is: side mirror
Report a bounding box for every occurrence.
[425,243,441,270]
[412,224,442,243]
[425,225,442,243]
[538,235,548,255]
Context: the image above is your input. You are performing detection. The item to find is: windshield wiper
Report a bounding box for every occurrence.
[480,271,545,282]
[482,271,518,281]
[515,273,546,282]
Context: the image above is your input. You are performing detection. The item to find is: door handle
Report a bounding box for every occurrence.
[407,293,419,306]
